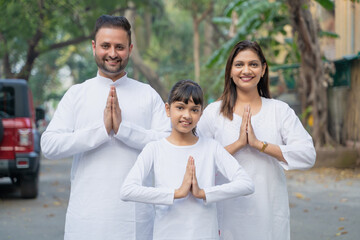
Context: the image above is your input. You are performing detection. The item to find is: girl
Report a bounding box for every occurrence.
[121,80,254,240]
[197,40,316,240]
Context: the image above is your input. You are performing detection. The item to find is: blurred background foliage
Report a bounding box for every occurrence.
[0,0,334,106]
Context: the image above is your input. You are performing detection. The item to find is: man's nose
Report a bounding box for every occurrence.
[108,47,117,58]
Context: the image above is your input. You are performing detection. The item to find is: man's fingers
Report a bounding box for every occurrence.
[112,86,119,104]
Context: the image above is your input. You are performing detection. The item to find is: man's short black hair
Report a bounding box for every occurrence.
[94,15,132,45]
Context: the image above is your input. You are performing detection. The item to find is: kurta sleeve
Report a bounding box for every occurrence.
[197,104,216,138]
[276,102,316,170]
[203,142,254,204]
[41,86,110,160]
[115,89,171,150]
[121,143,175,205]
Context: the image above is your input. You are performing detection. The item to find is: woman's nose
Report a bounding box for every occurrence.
[242,64,250,73]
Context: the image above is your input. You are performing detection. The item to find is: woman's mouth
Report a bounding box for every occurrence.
[240,76,254,82]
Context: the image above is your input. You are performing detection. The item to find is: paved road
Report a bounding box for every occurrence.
[1,157,359,240]
[0,157,71,240]
[287,168,360,240]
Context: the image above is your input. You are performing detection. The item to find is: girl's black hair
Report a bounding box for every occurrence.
[167,80,204,135]
[168,80,204,107]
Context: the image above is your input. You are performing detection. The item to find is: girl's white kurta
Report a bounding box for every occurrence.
[197,98,316,240]
[41,74,171,240]
[121,137,254,240]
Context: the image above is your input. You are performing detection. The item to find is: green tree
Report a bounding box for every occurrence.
[207,0,338,147]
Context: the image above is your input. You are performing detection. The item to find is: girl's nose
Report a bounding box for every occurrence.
[182,110,191,119]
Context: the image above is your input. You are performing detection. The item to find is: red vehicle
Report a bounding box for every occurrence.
[0,79,44,198]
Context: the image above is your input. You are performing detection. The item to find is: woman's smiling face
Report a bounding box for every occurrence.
[230,49,266,93]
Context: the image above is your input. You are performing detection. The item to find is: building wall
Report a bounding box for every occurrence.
[335,0,360,58]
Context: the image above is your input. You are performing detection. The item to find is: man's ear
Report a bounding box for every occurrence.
[165,103,170,117]
[92,40,96,56]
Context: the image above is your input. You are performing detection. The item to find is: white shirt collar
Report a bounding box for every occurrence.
[96,71,128,86]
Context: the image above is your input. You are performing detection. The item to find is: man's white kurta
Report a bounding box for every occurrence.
[121,138,254,240]
[197,98,316,240]
[41,74,170,240]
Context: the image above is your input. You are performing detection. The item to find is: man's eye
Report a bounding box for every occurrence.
[116,46,124,50]
[102,45,109,49]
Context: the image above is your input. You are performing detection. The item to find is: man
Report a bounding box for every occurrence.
[41,15,170,240]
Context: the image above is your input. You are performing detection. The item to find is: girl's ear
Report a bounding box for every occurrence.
[165,103,170,117]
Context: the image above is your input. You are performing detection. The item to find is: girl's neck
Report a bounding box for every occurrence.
[166,131,199,146]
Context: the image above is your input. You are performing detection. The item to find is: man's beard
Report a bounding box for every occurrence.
[94,53,129,77]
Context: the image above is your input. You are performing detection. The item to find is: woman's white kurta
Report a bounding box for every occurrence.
[41,74,170,240]
[197,98,316,240]
[121,138,254,240]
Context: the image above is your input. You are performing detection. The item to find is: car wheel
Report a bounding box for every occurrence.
[20,170,39,199]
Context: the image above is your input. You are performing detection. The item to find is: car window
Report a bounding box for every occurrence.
[0,87,15,118]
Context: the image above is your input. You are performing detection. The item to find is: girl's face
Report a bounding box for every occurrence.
[230,49,266,94]
[165,98,202,136]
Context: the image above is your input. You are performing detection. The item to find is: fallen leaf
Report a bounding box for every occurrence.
[335,231,348,236]
[340,198,348,203]
[43,204,48,208]
[295,192,305,199]
[338,227,344,230]
[303,209,309,213]
[289,203,296,208]
[53,201,61,206]
[339,217,345,221]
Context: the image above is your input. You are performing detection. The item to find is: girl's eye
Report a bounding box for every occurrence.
[176,106,183,110]
[192,109,199,113]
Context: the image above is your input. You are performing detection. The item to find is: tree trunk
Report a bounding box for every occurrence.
[193,18,201,83]
[345,60,360,144]
[204,17,214,57]
[191,2,213,84]
[125,2,167,100]
[287,0,335,148]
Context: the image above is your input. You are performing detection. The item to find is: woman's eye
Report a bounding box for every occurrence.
[250,63,258,67]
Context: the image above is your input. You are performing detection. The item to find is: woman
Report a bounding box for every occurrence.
[198,40,316,240]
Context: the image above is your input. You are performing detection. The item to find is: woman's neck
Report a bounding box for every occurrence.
[234,89,262,116]
[167,131,199,146]
[236,88,261,104]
